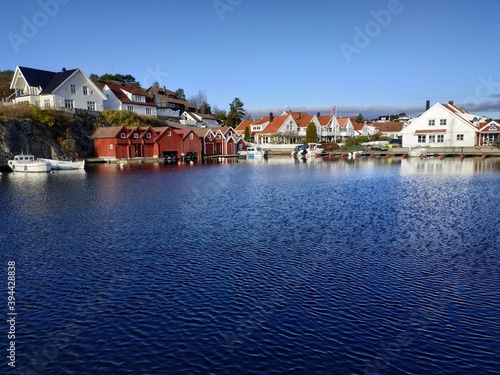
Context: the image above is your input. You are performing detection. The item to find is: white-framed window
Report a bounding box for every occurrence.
[109,144,114,150]
[146,133,151,139]
[167,131,171,137]
[428,119,435,126]
[83,86,88,95]
[429,135,436,143]
[440,119,447,126]
[43,100,51,109]
[120,132,126,139]
[133,133,138,139]
[132,95,145,102]
[64,99,74,108]
[146,107,152,115]
[87,101,96,111]
[70,84,76,94]
[417,135,426,143]
[437,134,444,143]
[457,134,464,141]
[126,105,134,112]
[190,133,194,140]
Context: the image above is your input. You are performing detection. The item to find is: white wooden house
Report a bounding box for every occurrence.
[179,111,220,128]
[9,66,106,112]
[103,83,157,117]
[400,102,485,148]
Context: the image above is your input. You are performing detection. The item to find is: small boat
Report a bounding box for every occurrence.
[238,143,268,159]
[291,143,324,158]
[349,151,363,159]
[39,158,85,170]
[7,155,51,173]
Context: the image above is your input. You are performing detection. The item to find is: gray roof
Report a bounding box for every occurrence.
[18,66,78,94]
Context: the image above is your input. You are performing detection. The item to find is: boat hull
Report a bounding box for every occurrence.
[8,161,51,172]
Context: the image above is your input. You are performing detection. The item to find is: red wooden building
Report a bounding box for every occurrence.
[91,126,202,161]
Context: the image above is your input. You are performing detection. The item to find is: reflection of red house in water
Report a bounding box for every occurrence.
[91,126,202,161]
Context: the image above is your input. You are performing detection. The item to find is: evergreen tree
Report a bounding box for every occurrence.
[244,126,251,142]
[227,97,245,128]
[305,122,318,143]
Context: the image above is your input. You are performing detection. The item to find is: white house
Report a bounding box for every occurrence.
[9,66,106,112]
[400,102,485,148]
[103,83,157,117]
[235,113,299,144]
[478,120,500,147]
[179,111,220,128]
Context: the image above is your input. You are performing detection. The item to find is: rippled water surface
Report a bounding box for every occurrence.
[1,157,499,374]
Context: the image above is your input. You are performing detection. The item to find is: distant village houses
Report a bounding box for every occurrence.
[5,65,500,153]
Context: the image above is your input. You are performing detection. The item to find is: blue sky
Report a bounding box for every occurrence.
[2,0,500,119]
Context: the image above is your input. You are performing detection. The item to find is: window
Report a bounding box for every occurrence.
[146,107,152,115]
[457,134,464,141]
[146,133,152,139]
[190,133,194,140]
[43,100,51,109]
[133,133,138,139]
[83,86,88,95]
[417,135,426,143]
[70,84,76,94]
[167,131,171,137]
[64,99,74,108]
[87,101,96,111]
[126,105,134,112]
[428,119,435,126]
[429,135,436,143]
[120,133,126,139]
[437,134,444,143]
[109,144,114,150]
[440,119,447,126]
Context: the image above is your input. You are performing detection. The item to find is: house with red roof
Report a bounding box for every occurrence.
[400,101,486,148]
[103,83,157,117]
[236,113,299,144]
[91,125,198,161]
[372,121,404,138]
[478,120,500,146]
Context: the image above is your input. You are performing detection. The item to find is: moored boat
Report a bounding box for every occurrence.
[238,143,268,159]
[291,143,324,158]
[39,158,85,170]
[7,155,51,173]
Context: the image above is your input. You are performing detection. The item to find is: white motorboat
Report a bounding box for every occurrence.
[7,155,51,173]
[238,143,268,159]
[291,143,324,158]
[39,158,85,170]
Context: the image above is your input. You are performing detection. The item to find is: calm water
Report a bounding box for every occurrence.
[1,157,499,374]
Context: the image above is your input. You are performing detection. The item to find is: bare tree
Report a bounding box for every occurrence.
[188,90,207,113]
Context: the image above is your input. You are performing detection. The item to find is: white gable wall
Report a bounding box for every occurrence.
[400,103,478,148]
[52,70,106,111]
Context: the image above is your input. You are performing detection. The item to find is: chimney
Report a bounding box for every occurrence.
[426,100,430,111]
[269,112,274,122]
[317,112,320,117]
[449,100,454,106]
